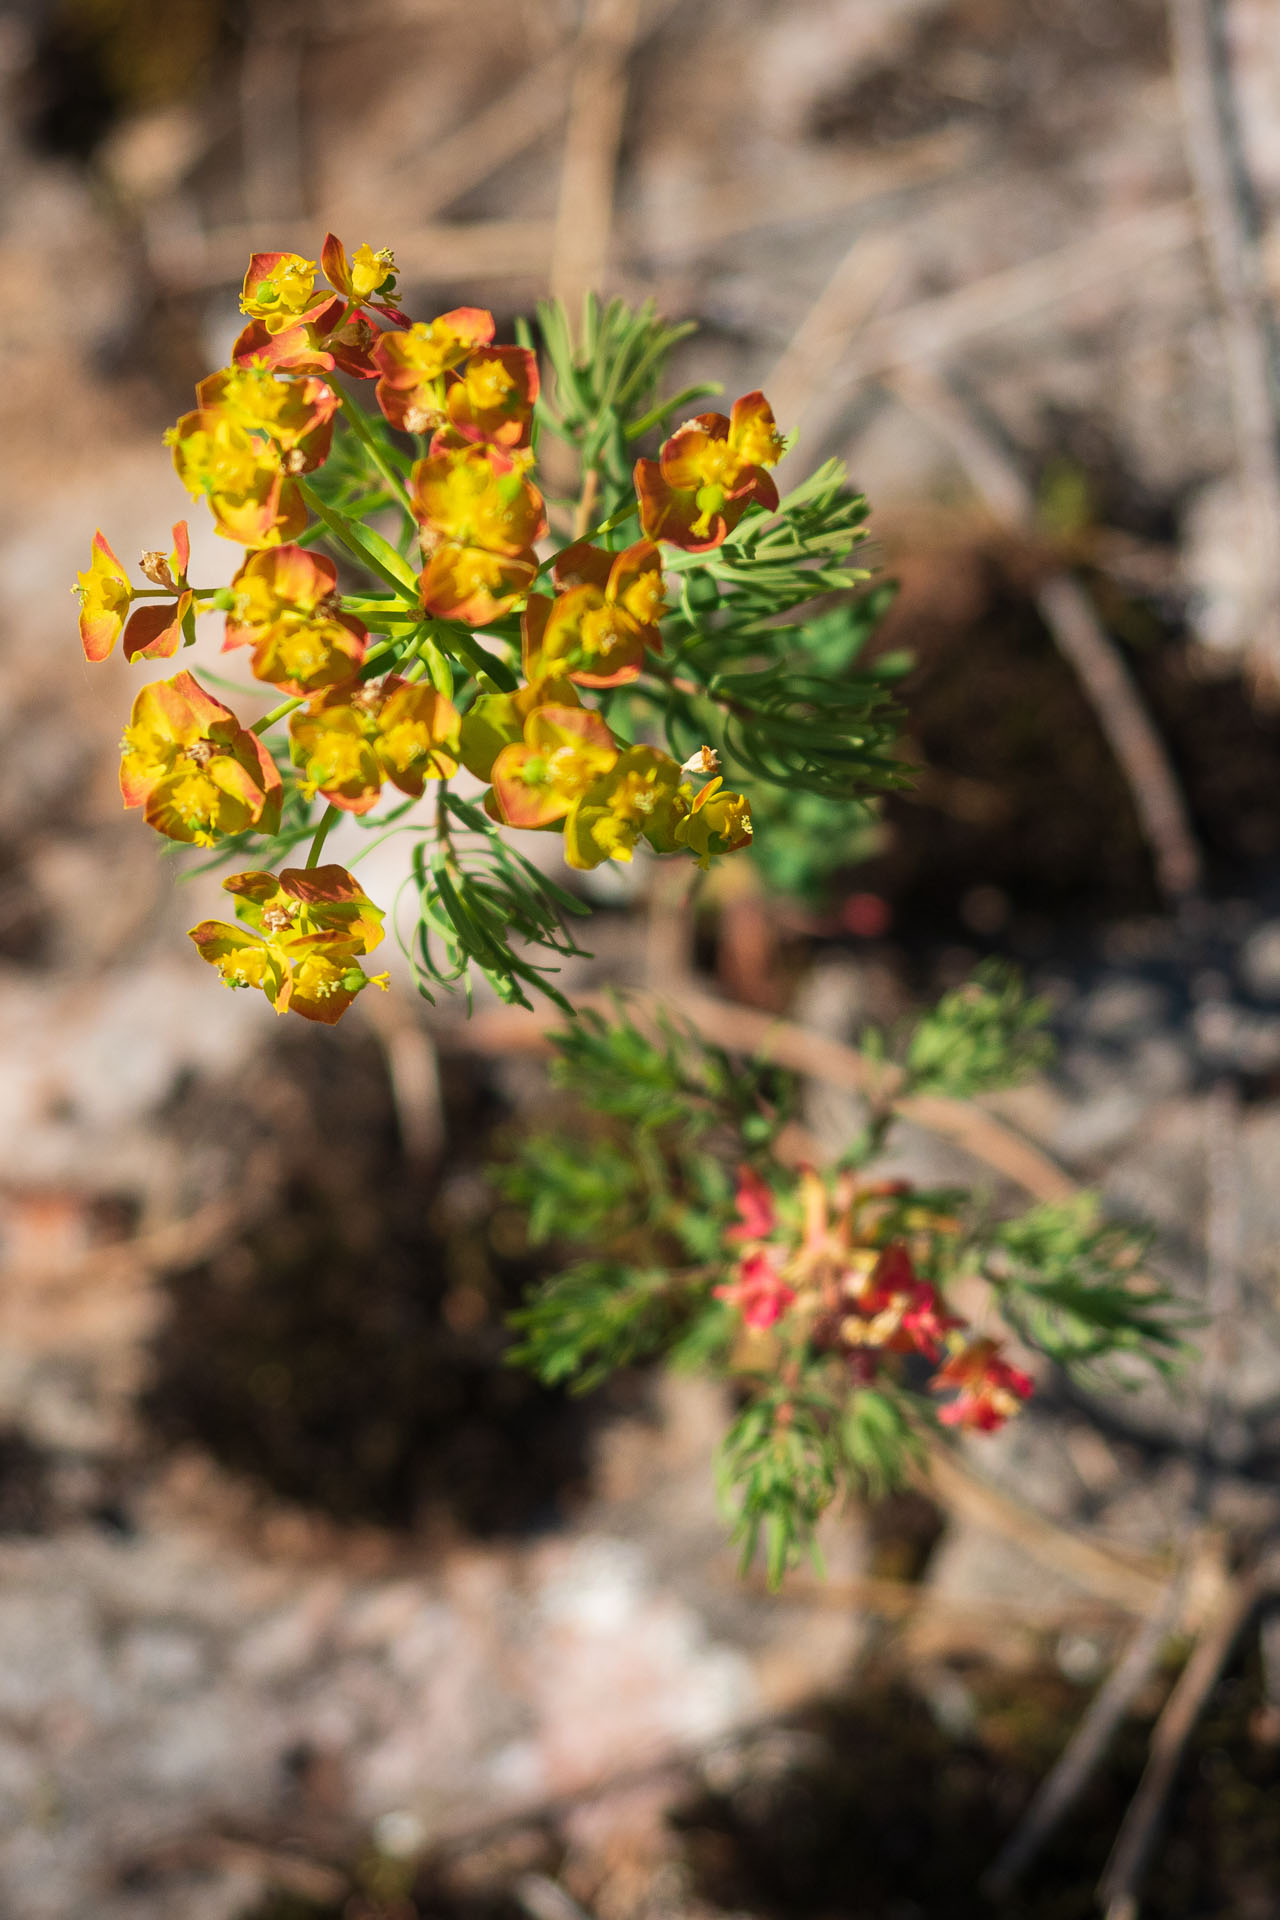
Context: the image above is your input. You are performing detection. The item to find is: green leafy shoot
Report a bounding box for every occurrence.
[903,960,1055,1097]
[496,996,1181,1585]
[507,1261,701,1393]
[404,793,591,1013]
[718,1388,840,1586]
[981,1196,1186,1383]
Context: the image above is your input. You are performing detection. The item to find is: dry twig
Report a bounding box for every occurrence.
[763,229,909,432]
[823,201,1196,400]
[983,1572,1189,1897]
[550,0,644,314]
[1167,0,1280,678]
[456,987,1078,1205]
[885,362,1203,906]
[923,1441,1169,1616]
[1098,1564,1266,1917]
[239,0,306,223]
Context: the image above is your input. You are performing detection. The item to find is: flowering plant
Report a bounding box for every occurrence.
[77,238,901,1018]
[77,242,1179,1577]
[502,981,1181,1582]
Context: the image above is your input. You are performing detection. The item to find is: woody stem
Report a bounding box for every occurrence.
[573,465,600,541]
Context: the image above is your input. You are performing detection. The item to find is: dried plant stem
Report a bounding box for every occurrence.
[240,0,306,223]
[886,363,1203,906]
[834,201,1196,393]
[1098,1566,1265,1916]
[459,989,1078,1203]
[550,0,644,314]
[923,1442,1169,1616]
[763,229,909,431]
[1167,0,1280,679]
[985,1056,1247,1892]
[983,1572,1189,1896]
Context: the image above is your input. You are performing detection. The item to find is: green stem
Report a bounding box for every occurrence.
[249,635,411,737]
[539,499,640,577]
[297,479,419,598]
[305,804,340,868]
[252,694,305,736]
[337,388,416,521]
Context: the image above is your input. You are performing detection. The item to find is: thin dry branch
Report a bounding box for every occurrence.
[1167,0,1280,678]
[628,128,977,264]
[763,229,910,435]
[922,1441,1170,1616]
[1098,1564,1266,1916]
[823,201,1196,397]
[550,0,644,313]
[321,0,686,240]
[240,0,306,223]
[984,1073,1247,1891]
[339,43,579,235]
[455,986,1078,1205]
[983,1572,1189,1896]
[885,362,1203,906]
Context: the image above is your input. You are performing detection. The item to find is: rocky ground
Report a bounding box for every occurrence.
[1,2,1279,1916]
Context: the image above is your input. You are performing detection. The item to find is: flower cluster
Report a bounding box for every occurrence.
[120,670,281,846]
[714,1166,1034,1431]
[224,546,368,695]
[190,866,388,1025]
[74,234,790,1021]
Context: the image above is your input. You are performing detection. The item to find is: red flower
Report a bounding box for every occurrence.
[933,1339,1034,1432]
[841,1242,964,1364]
[726,1166,777,1244]
[714,1250,796,1331]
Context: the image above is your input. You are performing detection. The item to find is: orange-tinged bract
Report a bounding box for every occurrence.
[457,676,582,782]
[289,678,460,814]
[167,362,337,548]
[76,531,134,662]
[674,775,753,869]
[320,234,406,319]
[563,746,689,869]
[373,309,496,433]
[932,1339,1034,1431]
[411,440,545,623]
[240,252,327,331]
[524,539,667,688]
[635,390,785,550]
[189,865,388,1024]
[77,523,198,662]
[417,543,538,626]
[225,546,368,695]
[411,442,546,557]
[490,705,619,828]
[167,409,307,548]
[444,345,539,450]
[120,670,281,845]
[197,365,338,466]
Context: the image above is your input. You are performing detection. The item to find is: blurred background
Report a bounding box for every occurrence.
[2,1,1280,1915]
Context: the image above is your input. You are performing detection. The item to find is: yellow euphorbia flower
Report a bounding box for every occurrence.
[120,670,281,846]
[189,865,388,1025]
[563,746,688,869]
[290,678,460,814]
